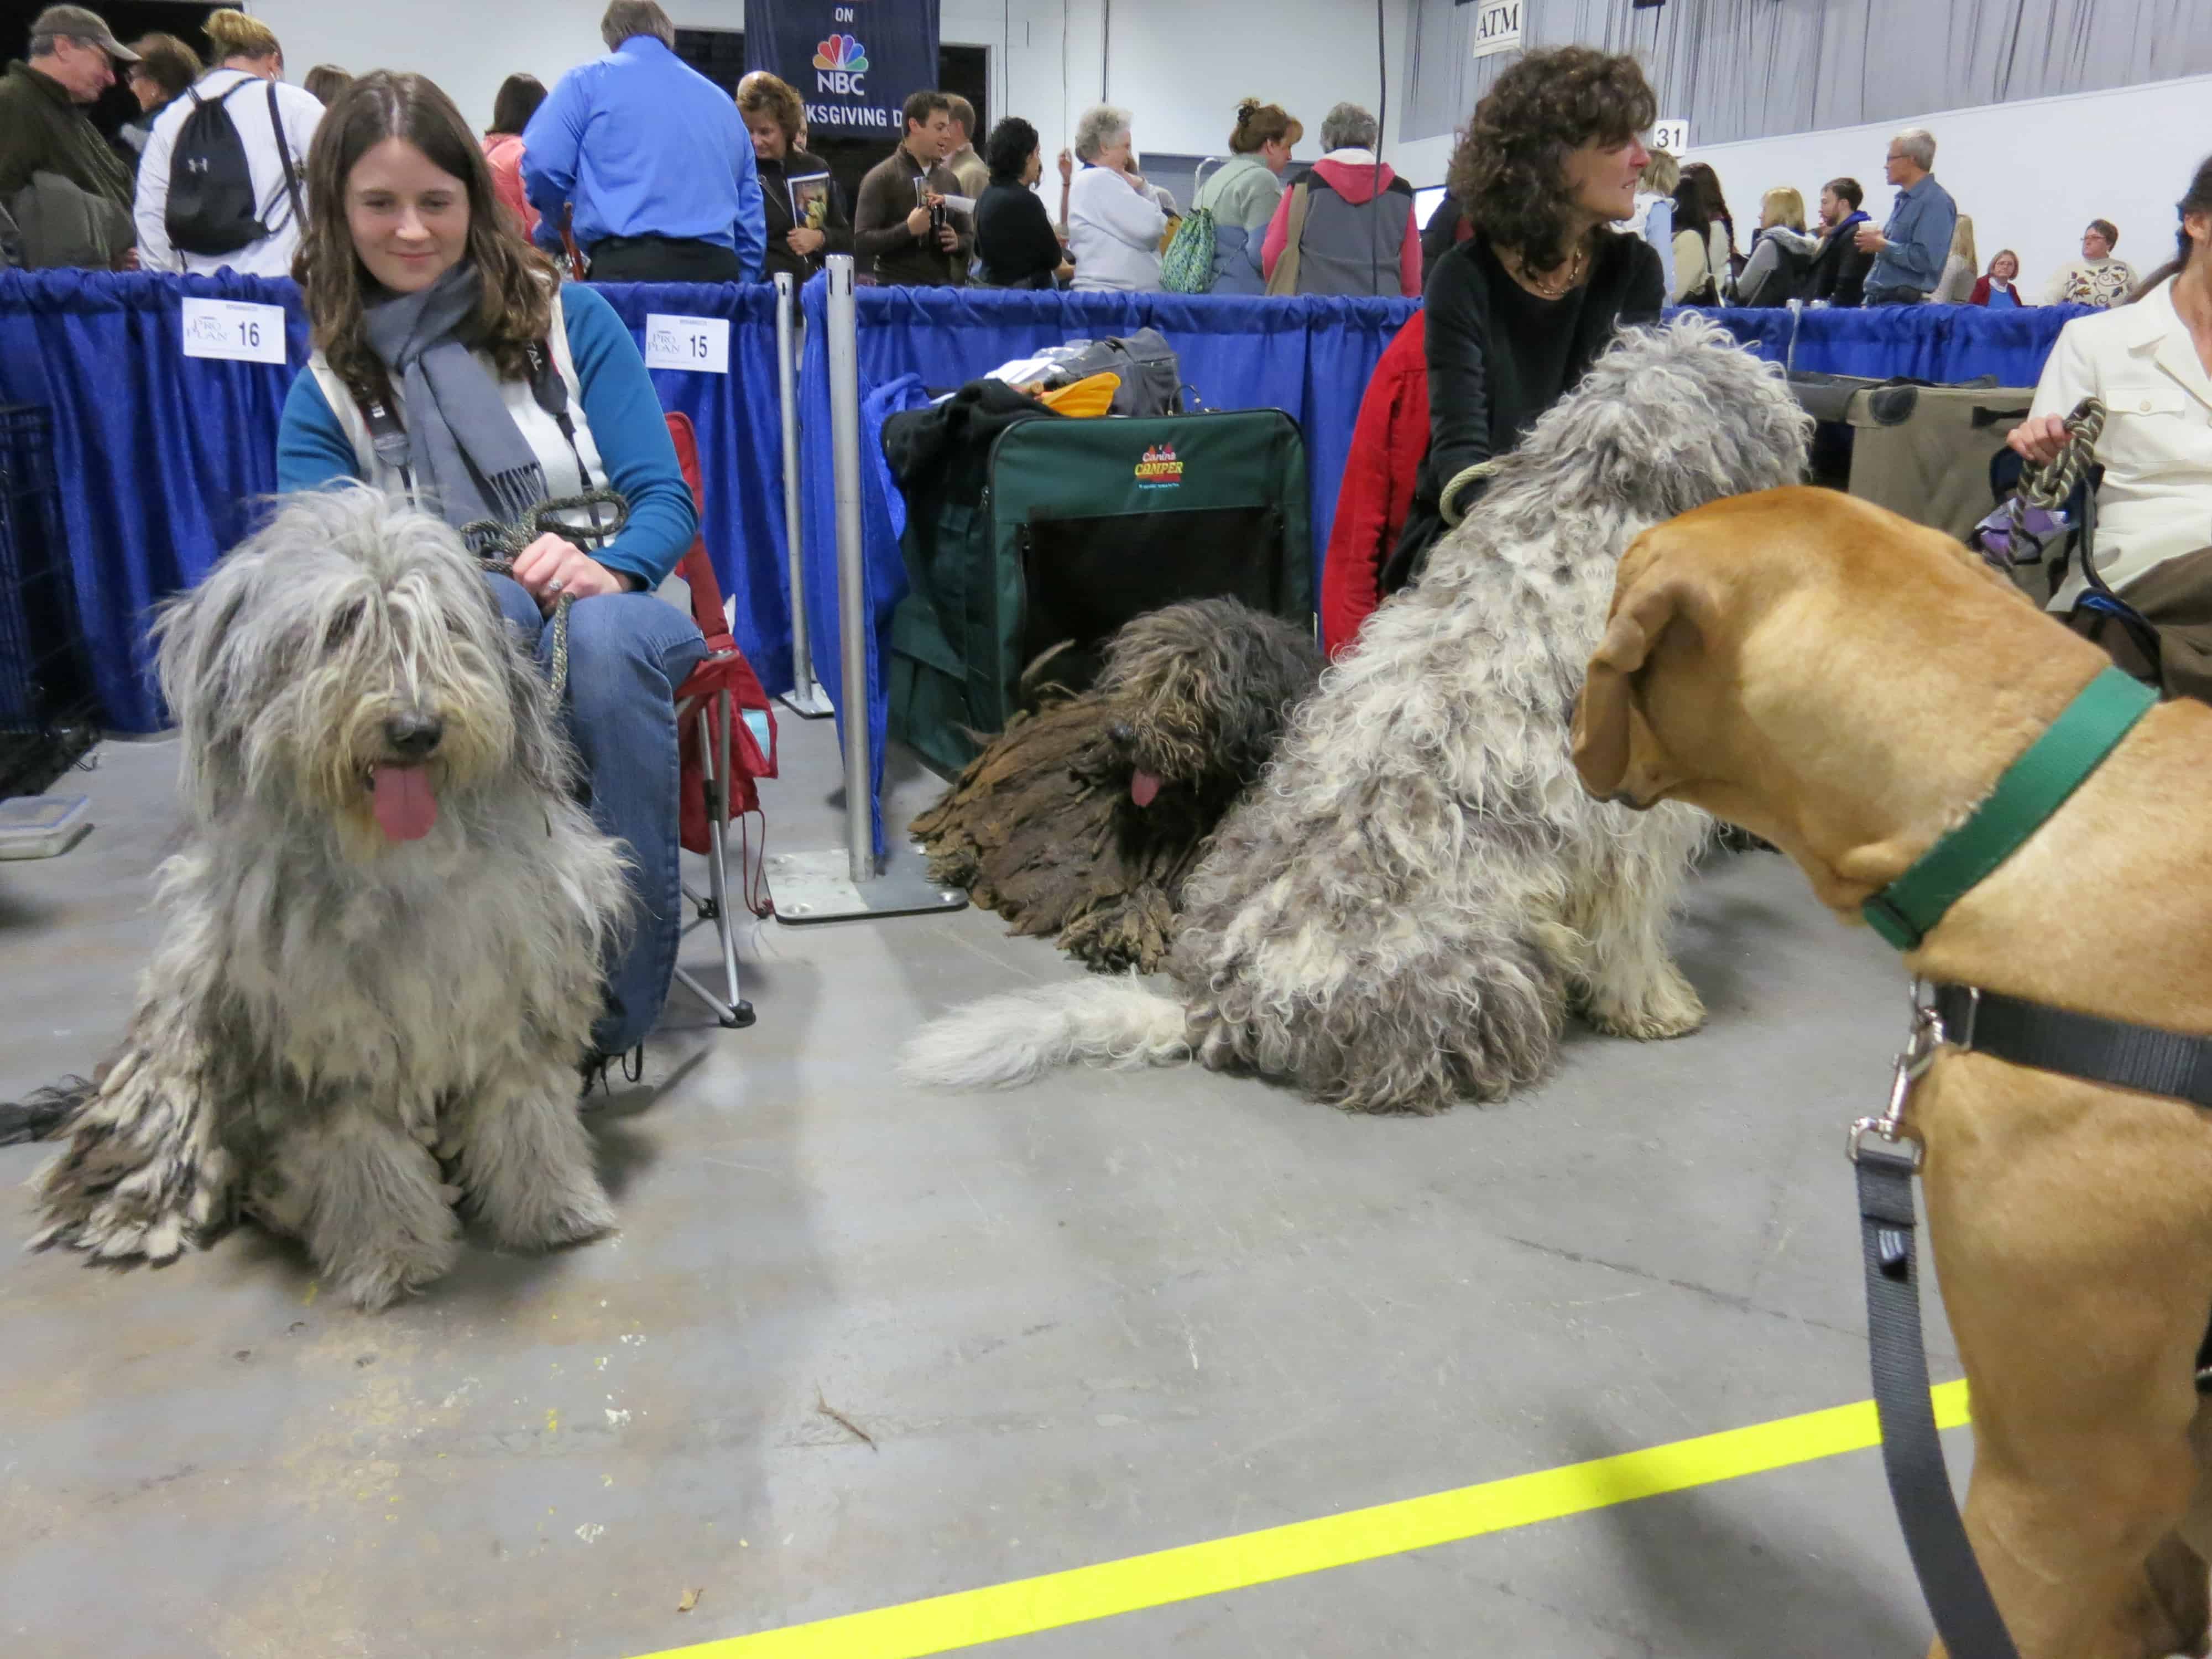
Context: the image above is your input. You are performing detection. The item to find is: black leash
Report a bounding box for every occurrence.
[1853,979,2212,1657]
[1850,997,2020,1659]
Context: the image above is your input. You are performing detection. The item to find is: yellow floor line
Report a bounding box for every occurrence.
[628,1380,1970,1659]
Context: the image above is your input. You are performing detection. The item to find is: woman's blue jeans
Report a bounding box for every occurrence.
[488,576,707,1056]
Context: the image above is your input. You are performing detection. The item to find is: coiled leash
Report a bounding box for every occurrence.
[464,489,630,702]
[1846,664,2212,1659]
[1971,396,2106,575]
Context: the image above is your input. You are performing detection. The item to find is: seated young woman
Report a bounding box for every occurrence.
[275,70,704,1073]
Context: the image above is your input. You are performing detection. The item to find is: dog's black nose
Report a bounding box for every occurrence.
[1108,723,1135,747]
[384,712,444,758]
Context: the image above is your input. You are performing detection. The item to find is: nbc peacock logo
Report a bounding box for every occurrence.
[812,33,867,71]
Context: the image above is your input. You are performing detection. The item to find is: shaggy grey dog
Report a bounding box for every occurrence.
[902,317,1812,1113]
[7,488,630,1308]
[911,598,1323,972]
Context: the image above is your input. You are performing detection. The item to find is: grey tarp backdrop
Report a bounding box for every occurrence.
[1400,0,2212,147]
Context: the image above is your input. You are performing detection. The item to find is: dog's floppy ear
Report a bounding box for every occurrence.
[1572,569,1707,807]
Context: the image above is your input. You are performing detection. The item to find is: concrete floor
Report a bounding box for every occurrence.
[0,715,1967,1659]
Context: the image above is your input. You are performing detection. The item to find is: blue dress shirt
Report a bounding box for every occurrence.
[521,36,765,280]
[1866,173,1957,297]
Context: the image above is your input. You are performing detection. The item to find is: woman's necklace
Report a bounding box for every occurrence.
[1506,242,1588,299]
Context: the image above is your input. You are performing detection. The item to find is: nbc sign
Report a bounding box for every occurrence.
[812,33,869,95]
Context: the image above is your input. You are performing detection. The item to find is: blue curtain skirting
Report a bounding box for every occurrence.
[0,266,2093,852]
[1690,300,2090,381]
[0,270,792,732]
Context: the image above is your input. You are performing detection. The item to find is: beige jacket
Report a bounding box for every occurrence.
[2028,278,2212,603]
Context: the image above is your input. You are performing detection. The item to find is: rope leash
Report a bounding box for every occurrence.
[1976,398,2105,573]
[2018,396,2105,513]
[467,488,630,701]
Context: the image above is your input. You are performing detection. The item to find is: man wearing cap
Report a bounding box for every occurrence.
[0,6,139,267]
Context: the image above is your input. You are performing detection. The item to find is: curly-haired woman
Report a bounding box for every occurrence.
[275,72,703,1071]
[1379,46,1661,593]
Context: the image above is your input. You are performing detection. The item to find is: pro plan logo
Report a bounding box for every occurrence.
[812,33,868,95]
[1135,442,1185,489]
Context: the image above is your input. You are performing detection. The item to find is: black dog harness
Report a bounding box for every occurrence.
[1846,665,2212,1658]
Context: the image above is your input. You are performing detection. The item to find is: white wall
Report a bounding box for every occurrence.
[1385,65,2212,299]
[254,0,736,136]
[1678,74,2212,300]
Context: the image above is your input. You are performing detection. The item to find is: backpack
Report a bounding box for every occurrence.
[165,77,303,257]
[1160,205,1218,293]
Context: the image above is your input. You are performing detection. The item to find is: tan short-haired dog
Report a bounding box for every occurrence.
[1573,484,2212,1658]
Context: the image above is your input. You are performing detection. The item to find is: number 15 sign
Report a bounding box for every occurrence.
[644,313,731,374]
[180,298,288,364]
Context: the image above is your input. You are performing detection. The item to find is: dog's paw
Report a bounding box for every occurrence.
[487,1183,616,1254]
[1587,967,1706,1041]
[329,1225,461,1312]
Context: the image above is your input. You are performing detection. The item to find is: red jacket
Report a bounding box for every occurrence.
[1320,311,1428,657]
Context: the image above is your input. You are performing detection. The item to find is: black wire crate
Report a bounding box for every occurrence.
[0,402,101,799]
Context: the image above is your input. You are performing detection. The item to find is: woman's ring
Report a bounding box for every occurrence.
[546,576,566,595]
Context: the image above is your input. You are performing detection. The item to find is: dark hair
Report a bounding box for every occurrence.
[736,71,804,146]
[1229,97,1300,155]
[304,65,351,106]
[1824,175,1863,211]
[2132,153,2212,300]
[127,33,202,101]
[983,115,1039,184]
[2086,217,2119,247]
[902,88,950,135]
[294,72,552,397]
[601,0,674,50]
[1446,45,1656,270]
[1671,168,1719,245]
[487,72,545,137]
[1680,160,1736,257]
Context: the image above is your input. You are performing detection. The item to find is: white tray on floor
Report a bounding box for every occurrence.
[0,794,92,859]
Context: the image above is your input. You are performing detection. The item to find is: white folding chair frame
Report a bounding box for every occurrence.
[672,672,756,1029]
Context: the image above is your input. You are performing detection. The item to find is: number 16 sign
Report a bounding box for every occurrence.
[180,297,289,364]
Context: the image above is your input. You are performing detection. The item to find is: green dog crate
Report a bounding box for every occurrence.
[887,407,1311,776]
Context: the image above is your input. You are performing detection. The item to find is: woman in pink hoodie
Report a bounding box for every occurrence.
[1260,102,1420,298]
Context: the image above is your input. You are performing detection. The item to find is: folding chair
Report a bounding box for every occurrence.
[664,412,776,1030]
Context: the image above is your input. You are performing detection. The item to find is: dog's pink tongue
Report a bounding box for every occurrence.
[1130,770,1161,808]
[372,768,437,842]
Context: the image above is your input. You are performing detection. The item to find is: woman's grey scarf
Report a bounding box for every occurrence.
[362,263,545,533]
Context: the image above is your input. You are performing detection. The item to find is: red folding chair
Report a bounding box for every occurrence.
[664,412,776,1029]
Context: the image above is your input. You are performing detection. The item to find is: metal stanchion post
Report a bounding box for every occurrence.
[768,255,966,925]
[773,272,832,719]
[827,258,873,882]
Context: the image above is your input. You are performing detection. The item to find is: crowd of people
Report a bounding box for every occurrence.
[1,0,2145,312]
[1603,127,2146,313]
[0,1,1428,297]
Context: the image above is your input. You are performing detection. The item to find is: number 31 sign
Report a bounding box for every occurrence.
[180,298,288,365]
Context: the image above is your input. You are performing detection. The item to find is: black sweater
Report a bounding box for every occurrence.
[1382,229,1663,592]
[974,178,1062,288]
[754,150,853,284]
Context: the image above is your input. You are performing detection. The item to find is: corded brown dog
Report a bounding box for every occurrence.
[1572,484,2212,1659]
[913,598,1323,972]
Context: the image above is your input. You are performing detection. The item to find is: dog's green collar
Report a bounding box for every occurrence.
[1863,667,2156,952]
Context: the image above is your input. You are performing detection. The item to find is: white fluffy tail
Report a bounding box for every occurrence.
[899,975,1191,1091]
